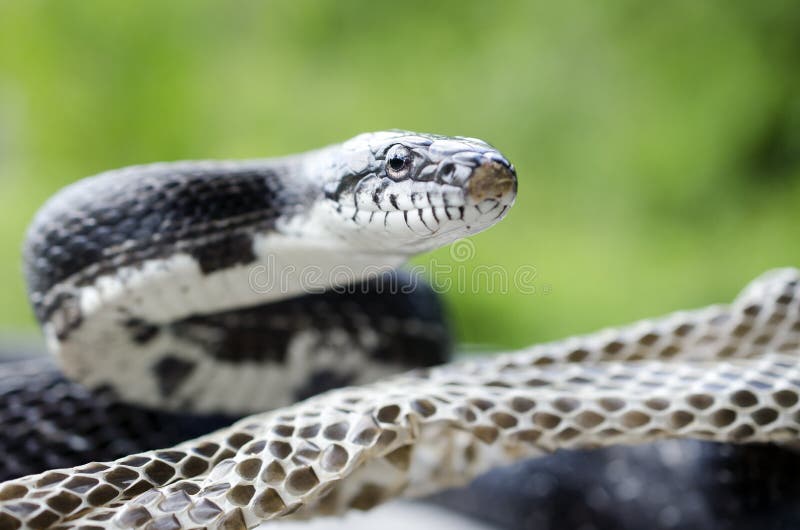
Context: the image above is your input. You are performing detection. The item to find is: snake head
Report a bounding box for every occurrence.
[316,130,518,253]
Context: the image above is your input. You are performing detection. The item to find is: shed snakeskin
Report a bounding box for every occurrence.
[0,267,799,529]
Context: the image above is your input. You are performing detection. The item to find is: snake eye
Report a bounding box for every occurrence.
[385,145,412,180]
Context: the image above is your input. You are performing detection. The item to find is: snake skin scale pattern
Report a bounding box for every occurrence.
[1,267,799,529]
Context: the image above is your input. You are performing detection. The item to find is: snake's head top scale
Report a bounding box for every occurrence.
[311,130,517,253]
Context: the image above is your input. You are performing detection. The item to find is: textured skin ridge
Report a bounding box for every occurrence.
[1,267,799,529]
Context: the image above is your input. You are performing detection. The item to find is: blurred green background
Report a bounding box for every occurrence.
[0,1,799,349]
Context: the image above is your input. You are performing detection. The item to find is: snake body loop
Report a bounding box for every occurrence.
[23,131,516,414]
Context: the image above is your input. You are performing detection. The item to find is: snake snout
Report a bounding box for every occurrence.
[466,157,517,204]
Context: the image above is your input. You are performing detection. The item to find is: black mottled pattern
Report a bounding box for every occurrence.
[24,160,313,325]
[168,270,451,368]
[434,441,800,530]
[151,356,196,398]
[0,356,234,481]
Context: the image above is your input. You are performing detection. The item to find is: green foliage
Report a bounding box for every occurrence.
[1,1,798,347]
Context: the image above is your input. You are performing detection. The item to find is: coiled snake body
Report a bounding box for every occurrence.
[0,131,799,529]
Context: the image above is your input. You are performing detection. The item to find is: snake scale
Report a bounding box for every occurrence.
[1,130,799,529]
